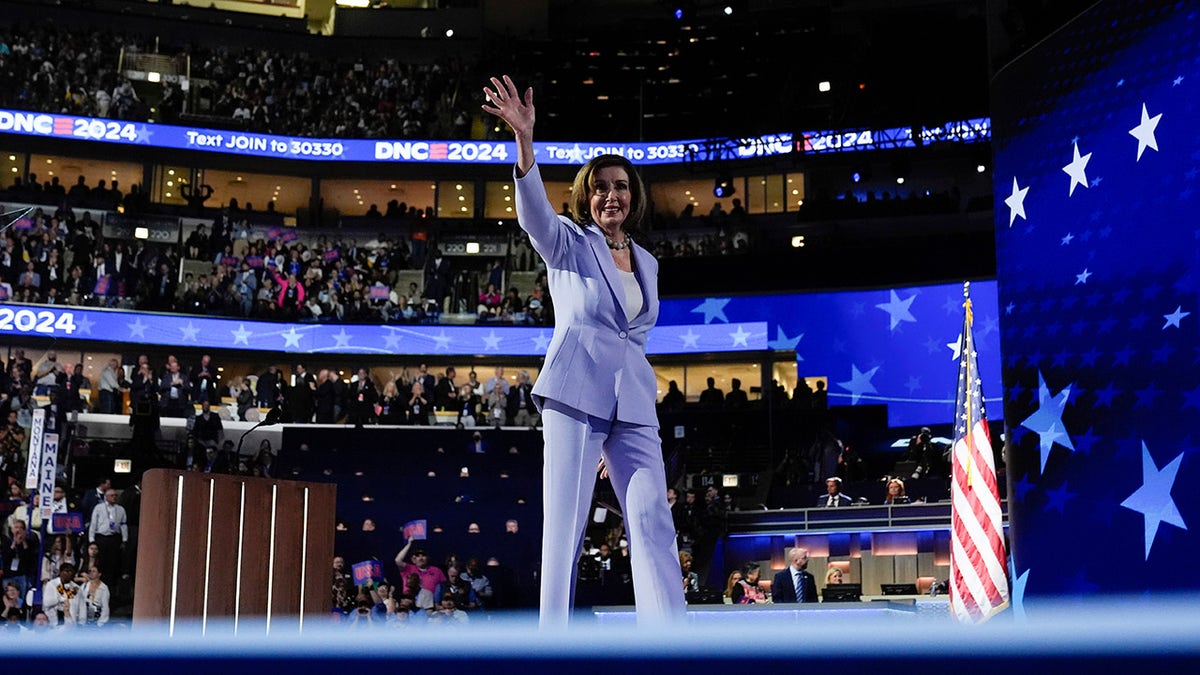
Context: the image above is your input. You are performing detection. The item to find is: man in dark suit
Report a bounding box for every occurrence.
[817,476,853,507]
[772,547,818,603]
[286,363,317,424]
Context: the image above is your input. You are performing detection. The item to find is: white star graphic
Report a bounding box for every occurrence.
[1018,371,1074,473]
[948,333,963,361]
[383,330,403,351]
[690,298,731,324]
[766,327,802,357]
[1004,177,1029,227]
[281,327,303,349]
[876,289,917,331]
[482,330,502,351]
[837,364,879,405]
[1163,306,1190,329]
[680,328,700,349]
[1120,442,1186,560]
[134,125,154,143]
[433,331,452,351]
[1128,103,1162,161]
[1062,142,1092,197]
[179,321,200,343]
[231,324,253,346]
[127,318,148,339]
[531,331,551,352]
[1075,268,1091,285]
[74,314,95,335]
[729,325,751,347]
[332,328,353,348]
[1061,233,1074,245]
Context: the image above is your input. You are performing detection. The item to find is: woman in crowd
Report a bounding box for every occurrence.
[730,562,768,604]
[680,551,700,594]
[484,74,684,626]
[75,542,102,585]
[406,380,430,425]
[825,566,845,586]
[883,478,911,505]
[72,565,110,627]
[40,534,77,584]
[723,569,743,604]
[378,380,405,425]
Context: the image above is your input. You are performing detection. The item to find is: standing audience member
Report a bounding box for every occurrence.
[698,377,724,408]
[88,489,127,584]
[771,547,818,603]
[73,564,110,627]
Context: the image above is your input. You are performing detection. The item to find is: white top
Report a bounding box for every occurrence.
[618,270,643,324]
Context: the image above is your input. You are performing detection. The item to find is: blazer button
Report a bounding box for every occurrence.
[618,330,628,339]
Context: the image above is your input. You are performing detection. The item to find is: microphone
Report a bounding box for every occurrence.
[233,407,281,474]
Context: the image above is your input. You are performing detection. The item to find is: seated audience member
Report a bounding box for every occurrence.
[824,566,844,587]
[882,478,911,505]
[680,551,700,594]
[729,562,767,604]
[722,570,743,604]
[818,476,853,507]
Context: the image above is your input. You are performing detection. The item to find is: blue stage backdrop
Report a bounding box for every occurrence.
[659,281,1003,429]
[993,0,1199,601]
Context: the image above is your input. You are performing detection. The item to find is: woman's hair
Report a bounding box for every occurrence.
[724,570,743,597]
[740,562,760,580]
[887,478,906,494]
[825,566,844,585]
[568,154,648,233]
[679,551,693,567]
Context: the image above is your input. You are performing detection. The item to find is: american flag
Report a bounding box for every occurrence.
[949,282,1009,622]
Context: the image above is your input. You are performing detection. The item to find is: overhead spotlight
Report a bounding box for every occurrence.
[791,235,805,248]
[444,28,454,38]
[713,174,735,198]
[851,172,861,183]
[723,5,733,15]
[976,164,986,173]
[818,81,831,93]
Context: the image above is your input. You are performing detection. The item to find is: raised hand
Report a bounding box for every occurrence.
[483,75,536,175]
[481,75,535,139]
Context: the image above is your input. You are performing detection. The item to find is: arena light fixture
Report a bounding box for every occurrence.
[818,81,831,92]
[335,0,371,7]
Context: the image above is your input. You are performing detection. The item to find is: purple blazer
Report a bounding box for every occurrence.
[515,163,660,428]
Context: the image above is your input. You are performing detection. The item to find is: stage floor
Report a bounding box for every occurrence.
[6,596,1200,671]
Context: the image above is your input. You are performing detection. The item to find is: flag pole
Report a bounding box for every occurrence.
[963,281,973,487]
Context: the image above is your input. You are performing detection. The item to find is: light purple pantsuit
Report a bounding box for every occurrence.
[515,163,685,626]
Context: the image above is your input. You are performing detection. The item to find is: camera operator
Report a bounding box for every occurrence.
[904,427,948,479]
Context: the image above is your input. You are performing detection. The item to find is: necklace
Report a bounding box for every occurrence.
[605,234,632,251]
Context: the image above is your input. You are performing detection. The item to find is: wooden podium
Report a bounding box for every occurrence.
[133,469,336,633]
